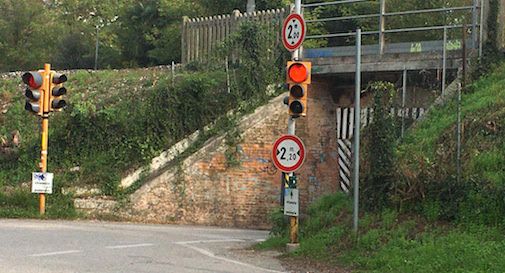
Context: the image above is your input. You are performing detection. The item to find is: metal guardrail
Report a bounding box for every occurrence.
[180,1,488,63]
[302,0,484,56]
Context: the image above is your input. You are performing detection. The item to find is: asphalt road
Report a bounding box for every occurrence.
[0,220,287,273]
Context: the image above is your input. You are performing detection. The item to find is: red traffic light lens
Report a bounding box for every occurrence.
[288,63,308,83]
[22,72,42,89]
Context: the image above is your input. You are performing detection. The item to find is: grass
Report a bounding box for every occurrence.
[0,189,79,219]
[399,62,505,162]
[260,193,505,273]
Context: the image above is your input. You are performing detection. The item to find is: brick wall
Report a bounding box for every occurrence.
[124,86,340,229]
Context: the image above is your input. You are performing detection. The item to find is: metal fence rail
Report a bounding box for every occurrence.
[302,0,485,56]
[181,8,289,64]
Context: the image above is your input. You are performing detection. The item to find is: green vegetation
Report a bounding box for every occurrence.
[259,53,505,272]
[395,63,505,223]
[0,0,290,71]
[0,21,285,217]
[260,193,505,273]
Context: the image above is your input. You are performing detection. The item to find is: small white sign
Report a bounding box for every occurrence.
[284,189,299,216]
[32,172,53,194]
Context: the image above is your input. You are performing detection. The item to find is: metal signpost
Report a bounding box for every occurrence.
[279,0,307,249]
[353,29,362,233]
[272,134,305,247]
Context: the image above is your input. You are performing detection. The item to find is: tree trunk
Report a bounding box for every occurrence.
[246,0,255,13]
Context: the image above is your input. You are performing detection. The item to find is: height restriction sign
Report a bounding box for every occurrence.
[282,13,307,52]
[272,135,306,172]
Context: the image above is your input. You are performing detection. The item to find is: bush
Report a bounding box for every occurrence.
[361,82,398,211]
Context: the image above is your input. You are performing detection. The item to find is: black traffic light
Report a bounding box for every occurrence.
[22,71,44,115]
[286,61,311,117]
[49,73,67,111]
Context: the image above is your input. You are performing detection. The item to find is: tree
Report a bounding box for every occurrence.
[0,0,53,71]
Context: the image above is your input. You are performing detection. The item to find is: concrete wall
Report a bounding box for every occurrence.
[123,91,340,229]
[119,70,442,229]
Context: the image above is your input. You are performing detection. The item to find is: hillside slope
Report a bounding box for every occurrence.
[395,62,505,223]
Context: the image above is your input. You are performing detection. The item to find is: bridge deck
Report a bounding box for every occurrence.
[304,40,470,74]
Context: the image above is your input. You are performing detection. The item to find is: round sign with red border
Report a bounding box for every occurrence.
[282,13,306,52]
[272,135,306,172]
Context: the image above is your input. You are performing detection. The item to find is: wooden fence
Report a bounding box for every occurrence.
[181,8,289,64]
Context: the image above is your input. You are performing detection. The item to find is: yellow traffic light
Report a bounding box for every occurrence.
[49,73,67,112]
[22,71,44,116]
[286,61,311,117]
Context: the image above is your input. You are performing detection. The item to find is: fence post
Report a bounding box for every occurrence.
[479,0,484,58]
[379,0,386,55]
[182,16,189,64]
[195,18,200,62]
[401,68,407,138]
[188,18,194,63]
[231,10,241,63]
[171,61,175,88]
[203,17,208,59]
[472,0,478,49]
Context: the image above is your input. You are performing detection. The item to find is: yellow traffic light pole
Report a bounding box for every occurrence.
[38,63,51,215]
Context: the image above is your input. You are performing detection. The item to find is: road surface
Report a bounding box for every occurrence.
[0,219,287,273]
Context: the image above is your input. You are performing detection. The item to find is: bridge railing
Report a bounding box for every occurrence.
[303,0,484,57]
[181,8,289,64]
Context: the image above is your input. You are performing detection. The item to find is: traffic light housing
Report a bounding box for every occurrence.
[22,71,44,116]
[49,73,67,111]
[286,61,311,117]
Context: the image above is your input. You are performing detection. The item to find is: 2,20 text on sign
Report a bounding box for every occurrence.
[282,13,306,52]
[272,135,306,172]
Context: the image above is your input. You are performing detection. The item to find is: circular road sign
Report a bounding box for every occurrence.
[272,135,306,172]
[282,13,306,52]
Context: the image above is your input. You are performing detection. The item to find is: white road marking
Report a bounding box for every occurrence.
[29,250,81,257]
[176,239,245,245]
[105,243,154,249]
[179,243,287,273]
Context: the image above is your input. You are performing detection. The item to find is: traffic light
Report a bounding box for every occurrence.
[49,73,67,111]
[286,61,311,117]
[22,71,44,116]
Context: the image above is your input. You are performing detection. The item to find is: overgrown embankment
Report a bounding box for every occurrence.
[395,63,505,224]
[0,22,286,218]
[259,61,505,272]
